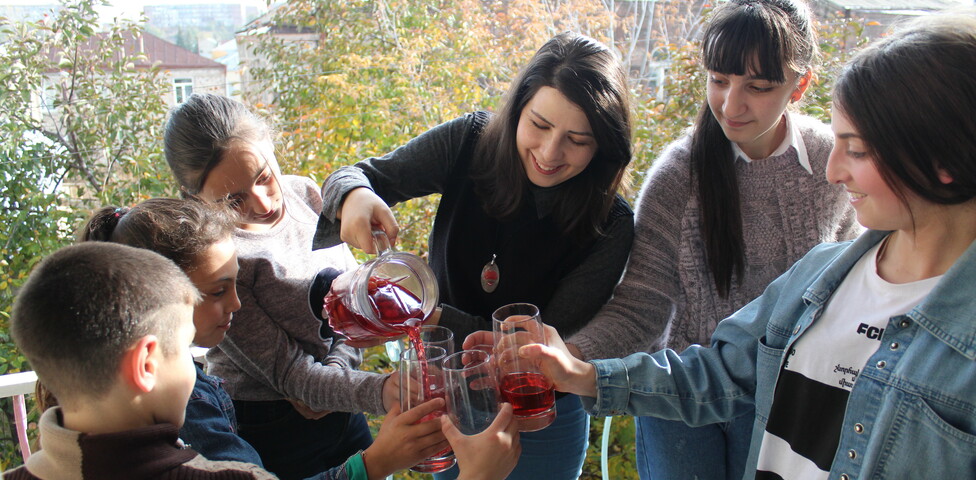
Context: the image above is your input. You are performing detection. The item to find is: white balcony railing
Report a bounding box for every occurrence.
[0,370,38,462]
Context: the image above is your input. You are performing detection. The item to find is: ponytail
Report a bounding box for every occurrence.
[78,199,236,271]
[80,206,129,242]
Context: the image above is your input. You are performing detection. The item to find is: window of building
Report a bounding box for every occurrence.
[174,78,194,103]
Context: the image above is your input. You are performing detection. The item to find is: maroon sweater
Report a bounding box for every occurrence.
[3,408,277,479]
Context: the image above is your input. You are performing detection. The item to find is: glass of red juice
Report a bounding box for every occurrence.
[399,345,456,473]
[491,303,556,432]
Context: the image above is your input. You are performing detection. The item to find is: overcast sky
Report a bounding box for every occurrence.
[3,0,269,21]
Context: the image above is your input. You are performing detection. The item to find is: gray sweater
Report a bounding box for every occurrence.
[570,115,862,359]
[207,175,390,415]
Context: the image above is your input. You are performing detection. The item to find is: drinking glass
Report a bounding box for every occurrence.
[399,346,456,473]
[386,324,455,366]
[419,324,456,355]
[491,303,556,432]
[443,349,500,435]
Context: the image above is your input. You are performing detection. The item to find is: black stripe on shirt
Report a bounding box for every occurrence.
[765,368,848,470]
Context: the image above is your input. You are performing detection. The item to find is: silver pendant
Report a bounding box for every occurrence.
[481,254,499,293]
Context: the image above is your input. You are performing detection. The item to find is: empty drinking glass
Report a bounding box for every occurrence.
[443,349,500,435]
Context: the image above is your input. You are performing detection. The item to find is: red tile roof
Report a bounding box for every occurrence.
[47,30,225,71]
[127,31,225,69]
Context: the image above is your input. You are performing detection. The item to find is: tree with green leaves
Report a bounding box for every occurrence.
[0,0,174,465]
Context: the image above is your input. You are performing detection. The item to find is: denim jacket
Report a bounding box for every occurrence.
[180,362,265,466]
[179,363,360,480]
[586,230,976,479]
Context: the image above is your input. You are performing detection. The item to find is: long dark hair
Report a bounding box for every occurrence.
[692,0,818,296]
[833,13,976,214]
[471,32,632,242]
[81,198,237,273]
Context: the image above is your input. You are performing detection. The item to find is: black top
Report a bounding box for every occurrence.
[315,111,634,349]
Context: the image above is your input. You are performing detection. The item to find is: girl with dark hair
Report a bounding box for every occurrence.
[314,32,635,479]
[163,94,408,480]
[521,10,976,479]
[562,1,860,478]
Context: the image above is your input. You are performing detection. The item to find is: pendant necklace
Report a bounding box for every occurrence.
[480,200,534,293]
[480,254,500,293]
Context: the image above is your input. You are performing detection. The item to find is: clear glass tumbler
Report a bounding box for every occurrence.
[491,302,556,432]
[399,345,456,473]
[443,349,500,435]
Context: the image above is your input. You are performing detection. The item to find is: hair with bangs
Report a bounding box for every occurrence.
[470,32,633,243]
[692,0,818,297]
[833,13,976,223]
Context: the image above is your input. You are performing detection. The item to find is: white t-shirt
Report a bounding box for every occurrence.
[755,237,940,479]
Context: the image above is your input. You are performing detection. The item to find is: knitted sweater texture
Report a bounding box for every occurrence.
[570,115,861,358]
[207,175,389,415]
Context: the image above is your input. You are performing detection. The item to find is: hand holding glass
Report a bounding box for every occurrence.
[491,303,556,432]
[399,346,456,473]
[443,349,500,435]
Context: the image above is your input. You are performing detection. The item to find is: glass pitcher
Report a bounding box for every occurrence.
[324,230,439,342]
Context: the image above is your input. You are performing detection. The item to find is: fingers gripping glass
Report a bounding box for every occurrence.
[399,346,456,473]
[492,303,556,432]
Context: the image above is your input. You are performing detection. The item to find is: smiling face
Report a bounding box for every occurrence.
[186,238,240,348]
[199,139,284,231]
[516,86,598,188]
[706,68,807,159]
[826,107,911,231]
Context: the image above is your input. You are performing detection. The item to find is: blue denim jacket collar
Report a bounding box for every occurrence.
[804,229,976,360]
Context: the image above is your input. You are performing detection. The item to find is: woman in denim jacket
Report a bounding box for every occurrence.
[511,12,976,479]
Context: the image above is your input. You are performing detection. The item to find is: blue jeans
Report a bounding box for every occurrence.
[234,399,373,480]
[435,394,589,480]
[635,410,753,480]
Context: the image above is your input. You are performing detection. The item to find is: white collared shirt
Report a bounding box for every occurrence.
[731,112,813,174]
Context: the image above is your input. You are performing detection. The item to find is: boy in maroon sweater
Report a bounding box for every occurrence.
[5,243,277,479]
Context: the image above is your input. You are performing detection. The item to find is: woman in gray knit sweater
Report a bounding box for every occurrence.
[564,1,860,479]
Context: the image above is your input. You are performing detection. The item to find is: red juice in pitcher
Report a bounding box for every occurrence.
[325,276,425,341]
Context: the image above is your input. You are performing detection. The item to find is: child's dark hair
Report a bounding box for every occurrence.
[164,93,273,195]
[692,0,818,296]
[81,198,237,273]
[471,32,633,242]
[833,13,976,213]
[11,243,198,401]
